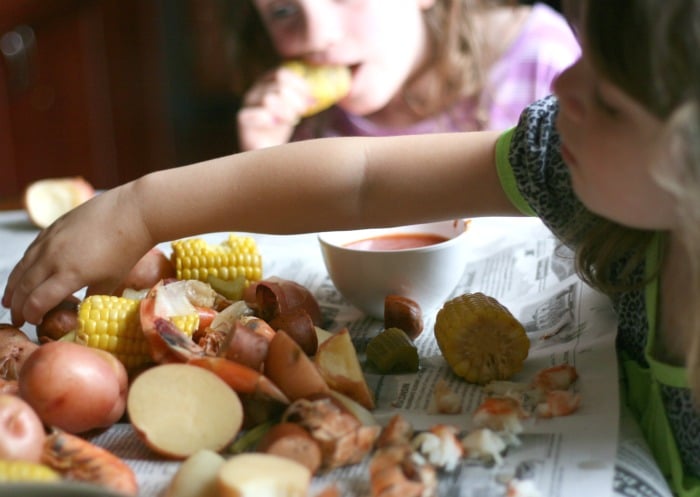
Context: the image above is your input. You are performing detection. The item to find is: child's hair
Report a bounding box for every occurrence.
[560,0,700,295]
[229,0,519,119]
[229,2,279,95]
[655,100,700,399]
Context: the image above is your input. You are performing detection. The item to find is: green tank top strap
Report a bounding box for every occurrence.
[495,128,537,216]
[633,233,700,496]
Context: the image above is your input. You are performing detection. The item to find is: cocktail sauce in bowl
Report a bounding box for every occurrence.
[343,232,448,251]
[318,220,471,318]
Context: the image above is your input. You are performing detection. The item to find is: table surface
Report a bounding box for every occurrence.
[0,208,673,497]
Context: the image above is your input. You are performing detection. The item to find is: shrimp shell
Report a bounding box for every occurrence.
[42,430,138,496]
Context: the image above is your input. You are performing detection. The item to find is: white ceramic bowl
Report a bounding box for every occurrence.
[318,220,471,319]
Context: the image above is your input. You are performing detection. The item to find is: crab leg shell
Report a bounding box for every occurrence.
[187,356,289,405]
[195,305,218,331]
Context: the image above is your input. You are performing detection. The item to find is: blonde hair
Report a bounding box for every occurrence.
[560,0,700,295]
[403,0,518,119]
[561,0,700,398]
[229,0,517,117]
[655,102,700,398]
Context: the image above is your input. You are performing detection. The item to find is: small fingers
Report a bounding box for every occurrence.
[242,70,311,119]
[15,274,67,326]
[2,234,47,321]
[4,234,87,325]
[7,265,66,326]
[262,87,308,123]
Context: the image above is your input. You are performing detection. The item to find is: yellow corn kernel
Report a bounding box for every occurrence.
[171,234,263,288]
[170,313,200,336]
[434,293,530,385]
[0,460,61,482]
[75,294,152,371]
[282,60,351,117]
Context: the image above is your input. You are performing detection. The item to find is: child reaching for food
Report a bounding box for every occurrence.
[234,0,580,150]
[3,1,700,494]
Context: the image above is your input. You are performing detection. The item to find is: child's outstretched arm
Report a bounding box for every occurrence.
[2,131,517,325]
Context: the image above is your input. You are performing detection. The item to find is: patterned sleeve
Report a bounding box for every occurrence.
[496,95,584,238]
[484,4,581,130]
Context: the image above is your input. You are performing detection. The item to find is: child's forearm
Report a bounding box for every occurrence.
[132,131,515,245]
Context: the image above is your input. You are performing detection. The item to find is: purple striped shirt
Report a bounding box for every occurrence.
[292,3,580,139]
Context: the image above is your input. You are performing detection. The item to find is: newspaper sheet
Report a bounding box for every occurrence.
[0,212,673,497]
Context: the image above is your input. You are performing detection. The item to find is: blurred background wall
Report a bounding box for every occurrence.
[0,0,242,199]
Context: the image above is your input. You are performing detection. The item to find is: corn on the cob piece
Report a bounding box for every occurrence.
[75,295,152,371]
[170,313,200,336]
[75,295,201,371]
[171,234,263,288]
[0,460,61,482]
[282,60,351,117]
[434,292,530,385]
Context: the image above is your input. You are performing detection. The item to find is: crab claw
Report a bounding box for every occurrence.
[140,282,205,364]
[153,318,205,361]
[187,356,289,405]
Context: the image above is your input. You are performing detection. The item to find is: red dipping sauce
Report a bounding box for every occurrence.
[344,233,449,251]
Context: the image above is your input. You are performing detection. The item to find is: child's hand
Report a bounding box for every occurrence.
[2,186,154,326]
[237,66,313,151]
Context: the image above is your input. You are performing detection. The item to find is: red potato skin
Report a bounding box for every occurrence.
[264,331,330,402]
[18,341,126,433]
[0,394,46,462]
[92,349,129,425]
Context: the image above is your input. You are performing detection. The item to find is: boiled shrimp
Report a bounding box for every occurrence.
[42,430,138,496]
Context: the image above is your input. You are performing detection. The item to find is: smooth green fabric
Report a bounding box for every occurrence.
[495,129,536,216]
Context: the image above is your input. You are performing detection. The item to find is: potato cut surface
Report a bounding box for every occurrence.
[218,453,311,497]
[127,363,243,458]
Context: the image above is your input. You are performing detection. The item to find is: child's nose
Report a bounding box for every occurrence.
[302,9,342,56]
[553,61,585,123]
